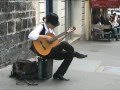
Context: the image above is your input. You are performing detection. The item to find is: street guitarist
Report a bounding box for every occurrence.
[28,13,87,81]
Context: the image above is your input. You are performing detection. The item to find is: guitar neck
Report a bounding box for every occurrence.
[49,27,76,43]
[49,31,67,42]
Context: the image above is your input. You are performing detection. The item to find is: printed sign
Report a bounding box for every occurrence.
[90,0,120,8]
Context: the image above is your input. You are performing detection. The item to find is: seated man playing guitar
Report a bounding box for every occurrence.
[28,13,87,81]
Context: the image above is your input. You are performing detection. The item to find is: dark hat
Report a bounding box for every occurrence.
[46,13,60,26]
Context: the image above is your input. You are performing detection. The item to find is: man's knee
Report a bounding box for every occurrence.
[61,41,74,52]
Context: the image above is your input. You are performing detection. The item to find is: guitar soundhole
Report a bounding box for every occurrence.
[39,41,46,50]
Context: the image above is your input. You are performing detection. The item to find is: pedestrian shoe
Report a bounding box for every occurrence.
[116,38,119,41]
[74,52,87,59]
[53,75,69,81]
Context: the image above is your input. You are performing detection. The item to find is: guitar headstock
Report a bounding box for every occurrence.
[67,26,76,33]
[72,26,76,31]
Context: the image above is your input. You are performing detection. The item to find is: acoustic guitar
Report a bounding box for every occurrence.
[33,27,76,56]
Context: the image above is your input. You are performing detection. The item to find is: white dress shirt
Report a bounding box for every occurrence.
[28,23,55,40]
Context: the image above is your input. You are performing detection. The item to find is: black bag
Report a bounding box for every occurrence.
[10,59,38,80]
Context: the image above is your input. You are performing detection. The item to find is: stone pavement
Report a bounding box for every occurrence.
[1,40,120,90]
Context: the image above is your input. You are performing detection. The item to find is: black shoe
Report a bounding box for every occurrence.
[53,75,69,81]
[116,38,119,41]
[74,52,87,59]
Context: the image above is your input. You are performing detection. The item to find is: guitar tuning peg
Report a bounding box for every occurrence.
[73,27,76,30]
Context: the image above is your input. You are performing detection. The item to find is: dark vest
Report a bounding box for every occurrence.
[40,24,46,35]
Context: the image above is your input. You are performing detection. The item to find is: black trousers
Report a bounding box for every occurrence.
[45,41,74,76]
[30,41,74,76]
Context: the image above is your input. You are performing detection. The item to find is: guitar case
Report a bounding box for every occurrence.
[37,57,53,80]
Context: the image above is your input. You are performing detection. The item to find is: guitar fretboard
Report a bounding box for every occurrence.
[48,27,76,43]
[49,31,67,43]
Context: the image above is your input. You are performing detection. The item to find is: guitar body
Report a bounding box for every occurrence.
[32,27,76,56]
[33,33,60,56]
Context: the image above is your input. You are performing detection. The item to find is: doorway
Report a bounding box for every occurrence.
[46,0,53,15]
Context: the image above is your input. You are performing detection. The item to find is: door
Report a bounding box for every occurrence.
[46,0,53,15]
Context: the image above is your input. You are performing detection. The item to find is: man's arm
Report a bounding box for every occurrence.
[28,25,43,40]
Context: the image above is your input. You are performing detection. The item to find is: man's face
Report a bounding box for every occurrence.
[49,24,56,29]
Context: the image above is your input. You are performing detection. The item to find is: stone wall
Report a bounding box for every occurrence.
[0,0,36,68]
